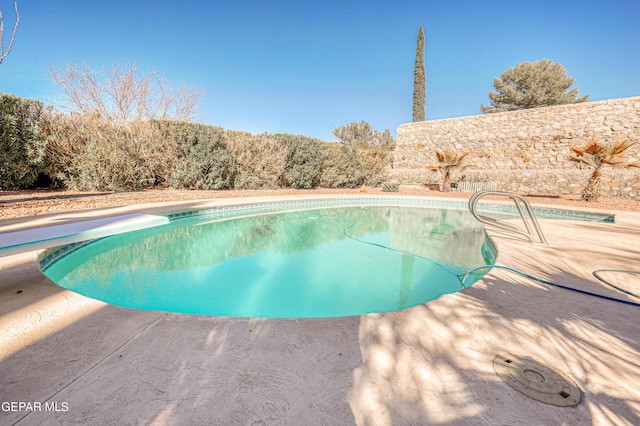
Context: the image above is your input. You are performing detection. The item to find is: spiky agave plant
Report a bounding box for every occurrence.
[426,149,468,191]
[568,138,638,202]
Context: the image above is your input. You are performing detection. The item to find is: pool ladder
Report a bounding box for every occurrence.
[469,191,548,245]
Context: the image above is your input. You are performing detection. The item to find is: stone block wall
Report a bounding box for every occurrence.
[392,96,640,199]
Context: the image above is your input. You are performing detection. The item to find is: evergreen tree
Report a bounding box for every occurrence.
[481,59,589,113]
[412,26,426,122]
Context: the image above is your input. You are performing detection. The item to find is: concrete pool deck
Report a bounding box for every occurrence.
[1,195,639,425]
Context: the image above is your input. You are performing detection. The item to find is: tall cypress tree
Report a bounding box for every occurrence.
[412,25,426,122]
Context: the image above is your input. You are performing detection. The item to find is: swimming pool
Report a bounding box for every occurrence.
[40,198,612,318]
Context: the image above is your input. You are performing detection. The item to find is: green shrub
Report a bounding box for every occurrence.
[152,120,232,190]
[271,133,324,189]
[44,113,173,191]
[332,121,395,147]
[0,94,47,189]
[357,146,393,186]
[316,143,393,189]
[382,182,399,192]
[226,131,287,189]
[317,143,365,188]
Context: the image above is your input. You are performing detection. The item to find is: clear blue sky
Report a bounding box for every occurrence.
[1,0,639,141]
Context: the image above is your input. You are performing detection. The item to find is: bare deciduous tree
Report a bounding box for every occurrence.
[0,2,20,66]
[49,62,204,122]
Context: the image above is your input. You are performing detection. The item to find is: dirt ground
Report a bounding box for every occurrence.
[1,187,639,221]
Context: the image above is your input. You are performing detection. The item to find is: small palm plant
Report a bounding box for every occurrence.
[568,138,638,202]
[426,149,468,191]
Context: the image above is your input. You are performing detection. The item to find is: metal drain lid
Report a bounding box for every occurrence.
[493,353,582,407]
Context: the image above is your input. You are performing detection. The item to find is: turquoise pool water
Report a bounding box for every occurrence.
[43,204,496,317]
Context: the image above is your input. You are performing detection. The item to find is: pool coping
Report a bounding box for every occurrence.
[29,195,610,276]
[0,194,616,259]
[1,194,640,424]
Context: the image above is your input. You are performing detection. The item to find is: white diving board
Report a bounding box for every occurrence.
[0,213,170,257]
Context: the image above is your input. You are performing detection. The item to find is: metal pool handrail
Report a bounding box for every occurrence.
[468,191,548,244]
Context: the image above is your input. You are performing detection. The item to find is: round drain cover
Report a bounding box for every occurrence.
[493,353,582,407]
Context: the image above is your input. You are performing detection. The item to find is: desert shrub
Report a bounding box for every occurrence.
[226,131,287,189]
[425,149,469,192]
[332,121,395,147]
[316,143,393,188]
[381,182,399,192]
[271,133,324,189]
[317,143,365,188]
[568,137,638,202]
[152,120,232,190]
[44,113,173,191]
[357,146,393,186]
[0,93,47,189]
